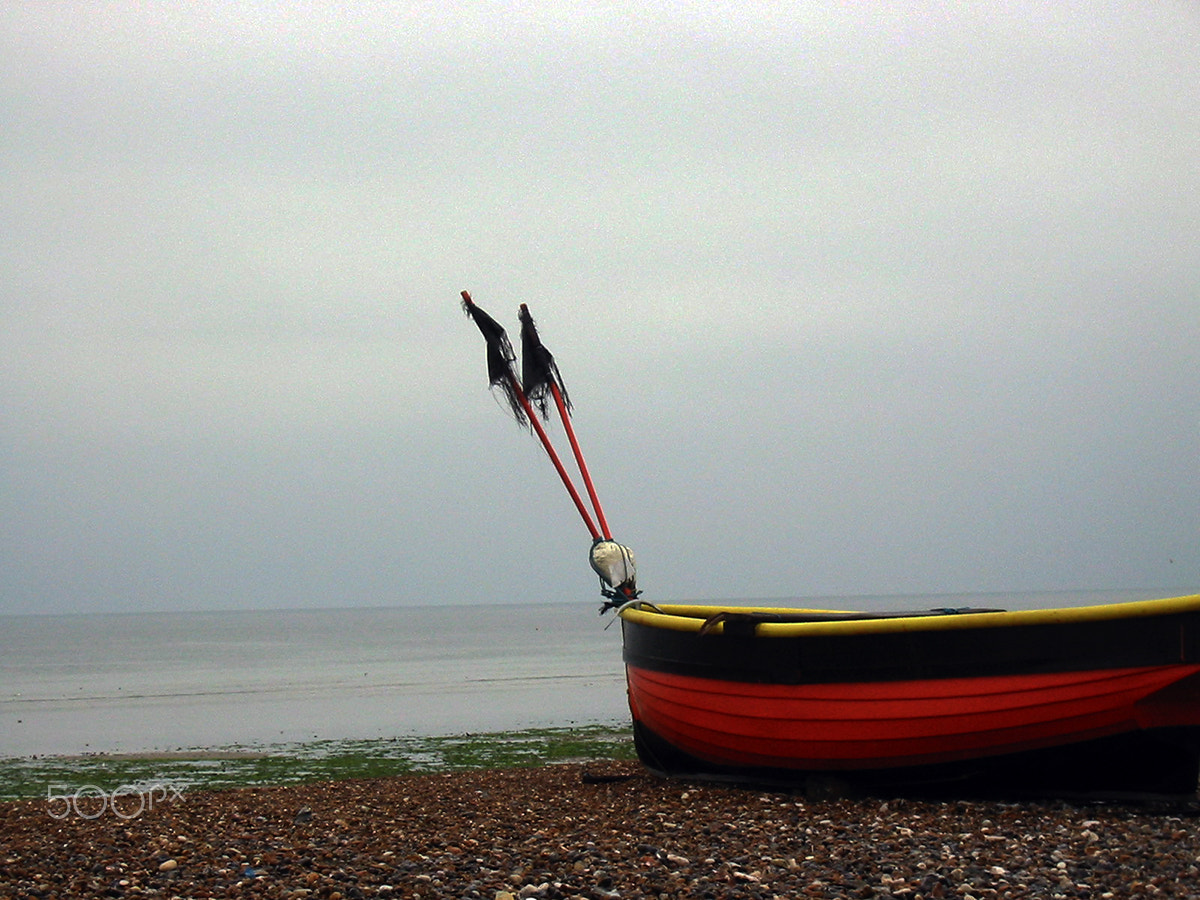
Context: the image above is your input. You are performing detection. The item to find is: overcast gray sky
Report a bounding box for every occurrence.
[2,2,1198,615]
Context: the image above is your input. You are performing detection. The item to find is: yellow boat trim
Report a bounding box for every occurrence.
[618,593,1200,637]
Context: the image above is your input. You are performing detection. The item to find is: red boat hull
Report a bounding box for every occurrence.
[627,663,1200,771]
[620,596,1200,792]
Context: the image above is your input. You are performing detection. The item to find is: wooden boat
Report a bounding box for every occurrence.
[619,594,1200,794]
[457,296,1200,794]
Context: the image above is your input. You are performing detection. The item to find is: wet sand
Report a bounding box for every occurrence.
[2,761,1198,898]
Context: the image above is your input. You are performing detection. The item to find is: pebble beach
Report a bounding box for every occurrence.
[3,760,1199,899]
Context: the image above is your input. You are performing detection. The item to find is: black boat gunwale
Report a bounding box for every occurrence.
[620,593,1200,686]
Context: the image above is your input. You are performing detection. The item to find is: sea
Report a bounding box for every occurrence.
[0,589,1191,760]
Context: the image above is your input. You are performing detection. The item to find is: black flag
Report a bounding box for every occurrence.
[461,291,526,426]
[518,303,571,420]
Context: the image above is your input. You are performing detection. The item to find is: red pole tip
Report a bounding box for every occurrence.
[461,290,473,305]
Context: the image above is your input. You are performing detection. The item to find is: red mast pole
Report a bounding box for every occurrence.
[549,382,612,541]
[511,376,602,541]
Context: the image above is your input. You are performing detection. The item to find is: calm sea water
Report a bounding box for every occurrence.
[0,603,627,759]
[0,590,1188,759]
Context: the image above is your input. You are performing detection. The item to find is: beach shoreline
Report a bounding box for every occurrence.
[4,760,1199,898]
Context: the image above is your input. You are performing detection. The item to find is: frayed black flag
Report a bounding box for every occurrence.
[519,303,571,420]
[461,291,526,426]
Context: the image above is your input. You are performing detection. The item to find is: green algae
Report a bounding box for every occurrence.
[0,724,636,802]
